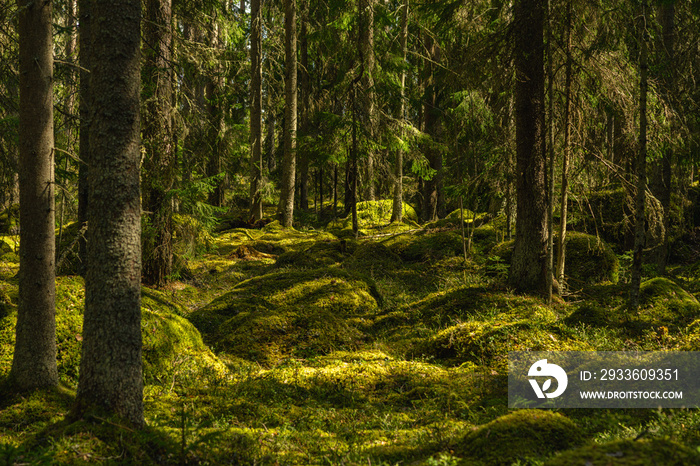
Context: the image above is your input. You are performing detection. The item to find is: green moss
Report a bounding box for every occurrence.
[635,277,700,328]
[0,205,18,234]
[275,240,351,269]
[545,438,700,465]
[382,230,465,263]
[344,241,403,276]
[326,200,419,235]
[189,269,381,365]
[459,410,584,465]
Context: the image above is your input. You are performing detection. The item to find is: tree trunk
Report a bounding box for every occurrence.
[11,0,58,390]
[421,34,443,222]
[142,0,174,286]
[279,0,297,227]
[391,0,408,223]
[545,0,554,304]
[265,86,276,174]
[298,1,310,211]
[73,0,144,427]
[509,0,547,295]
[555,0,572,292]
[629,2,649,310]
[249,0,263,220]
[206,23,224,208]
[359,0,375,201]
[78,0,92,274]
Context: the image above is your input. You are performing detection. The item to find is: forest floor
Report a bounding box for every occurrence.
[2,199,700,465]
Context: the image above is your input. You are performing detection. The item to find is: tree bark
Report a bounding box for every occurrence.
[509,0,548,295]
[421,34,443,222]
[298,0,310,211]
[11,0,58,390]
[73,0,144,427]
[556,0,573,292]
[279,0,297,227]
[360,0,375,201]
[391,0,408,223]
[249,0,263,220]
[629,2,649,310]
[142,0,174,286]
[206,23,225,207]
[77,0,91,274]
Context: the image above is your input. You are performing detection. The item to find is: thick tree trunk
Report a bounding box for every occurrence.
[78,0,91,274]
[142,0,174,286]
[629,3,649,310]
[73,0,144,427]
[11,0,58,390]
[279,0,297,227]
[391,0,408,223]
[249,0,263,220]
[509,0,547,295]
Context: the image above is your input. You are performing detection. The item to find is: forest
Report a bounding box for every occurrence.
[1,0,700,464]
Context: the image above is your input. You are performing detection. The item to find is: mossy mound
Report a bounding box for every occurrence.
[189,269,381,365]
[382,230,465,262]
[636,277,700,327]
[141,287,226,386]
[376,286,555,331]
[275,240,351,269]
[344,241,403,276]
[326,200,418,237]
[488,233,618,284]
[545,438,700,465]
[0,278,224,386]
[417,317,591,368]
[564,304,614,327]
[459,410,584,465]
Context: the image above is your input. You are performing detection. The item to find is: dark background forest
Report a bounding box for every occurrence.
[1,0,700,464]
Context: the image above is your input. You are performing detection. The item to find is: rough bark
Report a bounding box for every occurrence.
[421,34,443,222]
[298,1,310,211]
[629,2,648,310]
[77,0,91,274]
[360,0,375,201]
[279,0,297,228]
[391,0,408,223]
[11,0,58,390]
[142,0,174,286]
[556,0,573,292]
[249,0,263,220]
[73,0,144,427]
[509,0,548,295]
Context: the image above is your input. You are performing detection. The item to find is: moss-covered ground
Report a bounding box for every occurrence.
[2,202,700,465]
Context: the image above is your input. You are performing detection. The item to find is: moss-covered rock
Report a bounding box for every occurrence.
[488,233,618,284]
[381,230,465,263]
[189,269,381,365]
[417,318,591,369]
[344,241,403,276]
[635,277,700,328]
[545,438,700,465]
[275,240,352,269]
[459,410,584,465]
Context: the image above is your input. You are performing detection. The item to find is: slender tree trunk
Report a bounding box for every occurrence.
[421,34,443,222]
[142,0,174,286]
[77,0,91,274]
[655,0,674,274]
[351,87,359,236]
[11,0,58,390]
[391,0,408,223]
[629,2,648,309]
[360,0,375,201]
[73,0,144,427]
[509,0,548,295]
[298,1,310,211]
[279,0,297,227]
[556,0,573,292]
[545,0,554,304]
[249,0,263,220]
[206,22,225,208]
[265,86,277,174]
